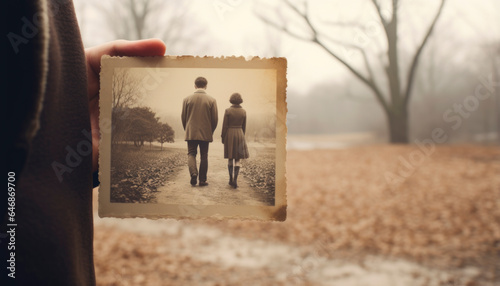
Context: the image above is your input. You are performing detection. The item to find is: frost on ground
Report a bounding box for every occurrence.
[94,145,500,285]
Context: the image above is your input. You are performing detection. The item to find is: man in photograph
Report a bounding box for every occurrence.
[181,77,218,186]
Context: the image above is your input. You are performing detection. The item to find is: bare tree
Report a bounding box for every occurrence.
[455,5,500,142]
[495,44,500,141]
[257,0,446,143]
[112,69,144,144]
[483,41,500,142]
[112,69,143,110]
[92,0,192,53]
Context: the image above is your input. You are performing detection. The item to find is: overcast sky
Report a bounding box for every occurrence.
[128,67,276,118]
[74,0,500,95]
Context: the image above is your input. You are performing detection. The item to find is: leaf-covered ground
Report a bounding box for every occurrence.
[205,146,500,267]
[204,145,500,269]
[241,147,276,205]
[95,145,500,285]
[110,144,186,203]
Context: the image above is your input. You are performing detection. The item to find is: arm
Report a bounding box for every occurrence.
[242,111,246,134]
[221,110,228,142]
[181,98,187,130]
[211,100,218,133]
[85,39,166,172]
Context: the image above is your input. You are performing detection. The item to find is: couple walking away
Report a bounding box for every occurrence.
[181,77,249,188]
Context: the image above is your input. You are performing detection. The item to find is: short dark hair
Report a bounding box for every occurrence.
[229,93,243,105]
[195,77,207,88]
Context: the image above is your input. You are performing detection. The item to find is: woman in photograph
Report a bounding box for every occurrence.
[221,93,249,188]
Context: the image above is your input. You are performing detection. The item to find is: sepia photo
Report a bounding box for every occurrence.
[99,56,287,220]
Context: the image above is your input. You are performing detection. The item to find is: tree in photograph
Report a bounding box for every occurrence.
[112,69,143,110]
[157,123,175,150]
[111,107,132,144]
[146,120,160,149]
[112,69,144,144]
[257,0,447,143]
[127,107,158,147]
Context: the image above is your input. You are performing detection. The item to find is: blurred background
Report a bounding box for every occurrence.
[74,0,500,285]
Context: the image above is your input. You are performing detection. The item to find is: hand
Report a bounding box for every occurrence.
[85,39,166,172]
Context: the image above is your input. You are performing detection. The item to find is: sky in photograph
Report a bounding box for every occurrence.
[136,67,276,116]
[122,67,277,138]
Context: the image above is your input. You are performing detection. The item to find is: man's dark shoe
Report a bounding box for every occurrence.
[190,175,197,186]
[199,181,209,186]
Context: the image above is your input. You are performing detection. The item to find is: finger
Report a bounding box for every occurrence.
[108,38,166,56]
[86,38,166,76]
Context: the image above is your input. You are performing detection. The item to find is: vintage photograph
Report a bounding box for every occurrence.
[99,56,287,220]
[7,0,500,284]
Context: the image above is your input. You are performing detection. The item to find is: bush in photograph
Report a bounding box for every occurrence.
[241,150,275,205]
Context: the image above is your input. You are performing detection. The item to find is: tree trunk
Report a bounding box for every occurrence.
[387,108,409,143]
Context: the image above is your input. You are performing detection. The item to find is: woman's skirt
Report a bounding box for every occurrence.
[224,127,249,159]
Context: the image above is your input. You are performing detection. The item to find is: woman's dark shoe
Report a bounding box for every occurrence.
[190,175,197,186]
[233,166,240,189]
[228,165,234,186]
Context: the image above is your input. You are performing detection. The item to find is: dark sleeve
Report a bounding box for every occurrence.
[6,0,48,176]
[181,98,187,130]
[221,109,228,141]
[211,99,218,133]
[242,111,247,134]
[92,170,100,188]
[6,1,96,285]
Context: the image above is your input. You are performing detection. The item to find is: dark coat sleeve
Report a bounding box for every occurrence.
[181,98,187,130]
[6,0,48,176]
[221,109,228,141]
[242,110,247,134]
[5,1,96,285]
[211,99,218,133]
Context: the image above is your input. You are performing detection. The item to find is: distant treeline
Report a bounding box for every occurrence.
[288,72,500,144]
[112,106,175,149]
[287,86,386,136]
[159,112,277,142]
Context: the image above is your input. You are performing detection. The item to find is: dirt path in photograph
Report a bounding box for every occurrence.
[156,143,270,206]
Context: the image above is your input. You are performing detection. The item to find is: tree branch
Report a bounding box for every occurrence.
[283,0,318,41]
[255,14,314,42]
[321,20,367,31]
[319,34,376,83]
[314,38,388,111]
[258,0,389,110]
[403,0,446,106]
[370,0,388,30]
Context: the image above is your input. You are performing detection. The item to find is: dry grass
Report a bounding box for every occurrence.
[94,226,224,285]
[204,145,500,267]
[93,226,294,286]
[94,144,500,284]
